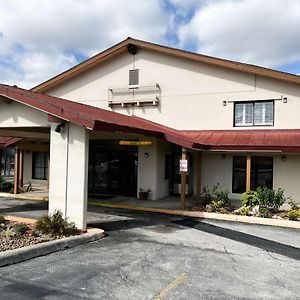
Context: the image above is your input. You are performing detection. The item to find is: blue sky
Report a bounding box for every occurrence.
[0,0,299,88]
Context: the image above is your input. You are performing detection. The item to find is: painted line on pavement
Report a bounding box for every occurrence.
[153,272,189,300]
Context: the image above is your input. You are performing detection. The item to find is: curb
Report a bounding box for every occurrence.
[0,230,105,267]
[89,202,300,229]
[0,192,48,201]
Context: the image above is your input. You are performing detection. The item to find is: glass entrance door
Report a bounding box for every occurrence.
[88,141,138,196]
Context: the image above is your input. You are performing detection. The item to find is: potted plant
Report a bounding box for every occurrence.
[139,188,151,200]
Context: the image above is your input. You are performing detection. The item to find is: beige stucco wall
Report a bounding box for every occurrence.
[46,49,300,130]
[0,101,48,128]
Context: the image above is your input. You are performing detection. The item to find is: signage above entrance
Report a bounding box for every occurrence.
[119,140,152,146]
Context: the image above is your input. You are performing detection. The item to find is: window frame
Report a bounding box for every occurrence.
[32,152,48,180]
[233,100,274,127]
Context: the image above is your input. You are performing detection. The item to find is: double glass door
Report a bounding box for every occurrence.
[88,141,138,196]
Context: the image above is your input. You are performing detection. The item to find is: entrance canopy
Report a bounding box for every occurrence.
[0,136,22,148]
[1,84,300,153]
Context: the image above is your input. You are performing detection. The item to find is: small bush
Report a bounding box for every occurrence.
[258,207,270,218]
[241,190,259,207]
[238,207,250,216]
[13,222,29,235]
[35,210,80,237]
[256,187,286,210]
[287,210,300,221]
[0,214,6,223]
[201,186,213,205]
[212,185,230,208]
[288,199,300,211]
[0,180,14,192]
[1,227,16,239]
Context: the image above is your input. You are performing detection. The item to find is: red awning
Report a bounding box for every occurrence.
[180,130,300,152]
[0,137,22,148]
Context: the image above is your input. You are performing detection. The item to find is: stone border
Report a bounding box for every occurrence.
[0,192,48,201]
[0,229,105,267]
[89,202,300,229]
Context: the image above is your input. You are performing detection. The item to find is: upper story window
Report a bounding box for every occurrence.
[234,101,274,127]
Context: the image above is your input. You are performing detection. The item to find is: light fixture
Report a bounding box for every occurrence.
[283,97,287,103]
[223,101,227,106]
[221,154,226,160]
[145,152,149,158]
[127,44,137,55]
[55,123,65,133]
[282,155,286,161]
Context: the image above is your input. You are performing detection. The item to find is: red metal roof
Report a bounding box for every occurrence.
[1,84,300,152]
[0,84,201,149]
[180,130,300,152]
[0,137,22,148]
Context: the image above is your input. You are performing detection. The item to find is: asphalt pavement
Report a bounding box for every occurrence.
[0,203,300,299]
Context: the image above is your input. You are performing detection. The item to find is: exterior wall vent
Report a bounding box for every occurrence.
[129,69,139,85]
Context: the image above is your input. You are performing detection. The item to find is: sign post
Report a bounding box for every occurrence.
[180,148,187,210]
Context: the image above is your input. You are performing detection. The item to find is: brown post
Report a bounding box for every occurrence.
[195,151,202,204]
[180,147,187,210]
[246,155,251,192]
[19,150,24,188]
[13,148,20,194]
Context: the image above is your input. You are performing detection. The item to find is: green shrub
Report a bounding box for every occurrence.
[288,199,299,211]
[256,187,286,210]
[238,207,250,216]
[35,210,80,237]
[241,190,259,207]
[212,185,230,208]
[201,185,213,205]
[0,214,6,223]
[258,207,270,218]
[13,222,29,235]
[0,180,14,192]
[1,227,16,239]
[287,210,300,221]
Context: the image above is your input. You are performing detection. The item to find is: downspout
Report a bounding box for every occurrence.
[64,123,70,218]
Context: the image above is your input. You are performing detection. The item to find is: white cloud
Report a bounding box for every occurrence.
[0,0,170,88]
[178,0,300,67]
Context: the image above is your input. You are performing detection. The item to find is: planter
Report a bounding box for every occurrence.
[139,191,149,200]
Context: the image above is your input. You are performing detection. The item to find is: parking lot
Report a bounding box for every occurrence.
[0,199,300,299]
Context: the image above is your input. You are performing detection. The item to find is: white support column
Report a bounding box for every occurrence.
[49,123,89,229]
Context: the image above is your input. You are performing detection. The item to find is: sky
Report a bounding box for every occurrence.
[0,0,299,89]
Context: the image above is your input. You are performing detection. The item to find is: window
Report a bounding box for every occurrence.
[251,156,273,189]
[234,101,274,127]
[232,156,246,193]
[32,152,48,180]
[232,156,273,193]
[0,147,15,177]
[129,69,139,85]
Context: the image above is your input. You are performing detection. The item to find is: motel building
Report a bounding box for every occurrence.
[1,38,300,229]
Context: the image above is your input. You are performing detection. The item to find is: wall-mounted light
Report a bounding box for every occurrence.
[145,152,149,158]
[282,155,286,161]
[55,123,65,133]
[223,101,227,106]
[282,96,288,103]
[221,154,226,160]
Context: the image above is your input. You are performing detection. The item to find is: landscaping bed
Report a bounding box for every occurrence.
[0,211,81,253]
[190,184,300,222]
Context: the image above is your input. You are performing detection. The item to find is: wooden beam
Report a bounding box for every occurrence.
[180,148,187,210]
[13,148,20,194]
[195,151,202,204]
[246,155,251,192]
[19,150,24,188]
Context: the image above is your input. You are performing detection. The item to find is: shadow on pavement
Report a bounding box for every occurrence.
[173,218,300,261]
